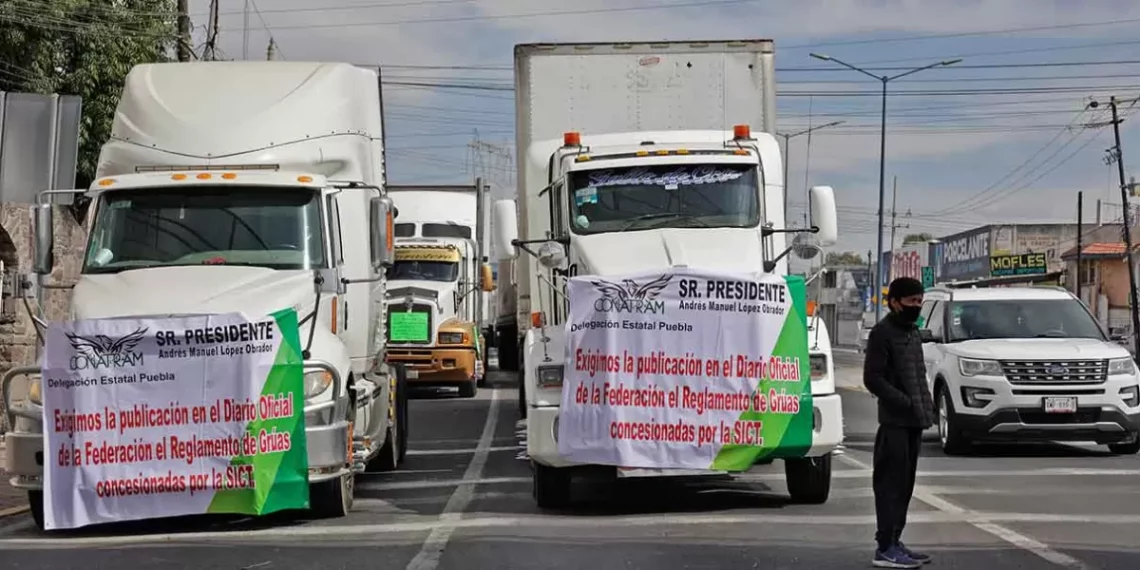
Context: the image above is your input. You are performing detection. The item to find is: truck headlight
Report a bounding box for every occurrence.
[304,370,333,398]
[1108,357,1136,376]
[809,354,827,381]
[536,365,564,388]
[29,378,42,405]
[438,332,465,345]
[959,357,1002,377]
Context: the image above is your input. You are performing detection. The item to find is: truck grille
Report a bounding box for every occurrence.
[999,360,1107,385]
[387,303,433,344]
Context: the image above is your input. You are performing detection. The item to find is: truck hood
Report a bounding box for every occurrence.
[71,266,315,319]
[948,338,1130,361]
[572,228,766,274]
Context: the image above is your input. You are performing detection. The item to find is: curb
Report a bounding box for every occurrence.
[0,505,29,520]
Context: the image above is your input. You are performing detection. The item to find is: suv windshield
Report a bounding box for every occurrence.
[83,186,325,274]
[385,260,459,282]
[567,163,760,235]
[947,299,1105,341]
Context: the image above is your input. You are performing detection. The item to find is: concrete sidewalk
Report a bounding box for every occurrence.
[0,439,29,519]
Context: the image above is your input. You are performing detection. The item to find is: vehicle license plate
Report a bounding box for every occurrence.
[1043,396,1077,414]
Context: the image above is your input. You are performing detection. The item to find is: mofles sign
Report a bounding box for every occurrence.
[990,252,1047,276]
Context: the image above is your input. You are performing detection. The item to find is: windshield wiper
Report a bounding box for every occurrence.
[617,213,710,232]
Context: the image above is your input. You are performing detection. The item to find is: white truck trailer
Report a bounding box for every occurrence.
[493,40,843,507]
[2,61,409,528]
[385,184,495,397]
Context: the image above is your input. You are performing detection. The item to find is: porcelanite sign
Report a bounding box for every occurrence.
[41,309,308,530]
[557,268,813,471]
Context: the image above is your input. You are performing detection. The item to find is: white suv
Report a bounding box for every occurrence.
[918,286,1140,455]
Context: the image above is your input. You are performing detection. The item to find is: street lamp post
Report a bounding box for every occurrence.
[778,120,845,225]
[809,53,962,321]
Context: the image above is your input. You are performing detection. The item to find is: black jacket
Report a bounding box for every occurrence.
[863,312,936,429]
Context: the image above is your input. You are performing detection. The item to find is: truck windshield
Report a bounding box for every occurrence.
[947,299,1106,341]
[83,186,326,274]
[567,163,760,234]
[386,261,459,282]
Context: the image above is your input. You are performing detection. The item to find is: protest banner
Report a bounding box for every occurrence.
[557,268,812,471]
[41,309,308,530]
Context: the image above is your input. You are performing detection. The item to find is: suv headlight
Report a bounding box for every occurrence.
[1108,357,1136,376]
[438,332,465,345]
[536,365,564,388]
[304,370,333,398]
[809,354,828,381]
[959,357,1002,377]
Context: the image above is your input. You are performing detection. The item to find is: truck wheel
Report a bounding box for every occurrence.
[1108,436,1140,455]
[459,379,477,398]
[533,462,572,509]
[369,425,401,471]
[310,473,354,518]
[518,378,527,420]
[785,453,832,504]
[937,385,972,456]
[28,490,45,531]
[394,364,410,462]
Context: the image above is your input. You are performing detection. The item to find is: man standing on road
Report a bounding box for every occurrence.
[863,277,936,568]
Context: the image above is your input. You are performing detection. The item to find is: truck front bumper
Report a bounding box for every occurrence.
[387,347,478,383]
[3,362,355,491]
[527,392,845,469]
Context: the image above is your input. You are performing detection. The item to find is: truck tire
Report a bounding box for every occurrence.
[395,364,410,462]
[518,377,527,420]
[533,461,572,509]
[937,384,972,456]
[785,453,832,504]
[459,379,477,398]
[310,472,354,518]
[369,369,405,471]
[498,325,519,371]
[28,490,45,531]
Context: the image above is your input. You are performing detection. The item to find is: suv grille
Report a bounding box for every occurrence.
[999,360,1107,385]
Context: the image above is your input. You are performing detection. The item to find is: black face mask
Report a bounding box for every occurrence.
[896,305,922,324]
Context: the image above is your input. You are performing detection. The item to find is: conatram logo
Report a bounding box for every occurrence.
[66,327,148,370]
[590,274,672,314]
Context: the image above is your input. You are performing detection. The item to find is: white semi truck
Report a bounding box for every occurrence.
[493,40,844,507]
[2,61,409,528]
[385,184,495,397]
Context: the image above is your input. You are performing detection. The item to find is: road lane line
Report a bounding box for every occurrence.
[406,446,517,456]
[405,387,503,570]
[835,453,1092,569]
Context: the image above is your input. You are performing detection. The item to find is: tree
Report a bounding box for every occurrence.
[902,232,934,245]
[0,1,178,189]
[826,251,866,266]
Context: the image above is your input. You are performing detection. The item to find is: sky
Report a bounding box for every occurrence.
[186,0,1140,260]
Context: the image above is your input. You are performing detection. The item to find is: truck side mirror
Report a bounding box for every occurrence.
[809,185,838,247]
[480,263,495,292]
[32,203,54,275]
[371,196,396,268]
[493,199,519,261]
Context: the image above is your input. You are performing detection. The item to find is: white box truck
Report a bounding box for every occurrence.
[385,183,495,397]
[492,40,844,507]
[2,61,410,528]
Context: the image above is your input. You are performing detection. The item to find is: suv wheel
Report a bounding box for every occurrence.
[937,385,972,456]
[1108,436,1140,455]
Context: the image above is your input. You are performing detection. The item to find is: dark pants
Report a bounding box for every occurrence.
[873,425,922,551]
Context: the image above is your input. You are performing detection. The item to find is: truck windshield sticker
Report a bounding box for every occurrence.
[390,312,429,342]
[574,186,598,205]
[586,166,746,189]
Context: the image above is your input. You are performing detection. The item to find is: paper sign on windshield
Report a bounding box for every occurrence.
[557,268,813,470]
[41,309,308,530]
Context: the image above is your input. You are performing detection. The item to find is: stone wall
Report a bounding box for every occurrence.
[0,202,85,433]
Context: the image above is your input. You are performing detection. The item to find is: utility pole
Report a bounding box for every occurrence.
[176,0,191,62]
[1090,96,1140,358]
[266,38,277,61]
[203,0,220,61]
[1076,191,1083,295]
[776,121,843,225]
[242,0,250,60]
[889,176,898,251]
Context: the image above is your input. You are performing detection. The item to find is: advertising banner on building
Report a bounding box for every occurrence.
[41,310,308,530]
[890,243,929,282]
[934,227,992,282]
[557,268,813,471]
[990,252,1048,277]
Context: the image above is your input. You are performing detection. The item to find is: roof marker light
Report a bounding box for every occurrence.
[733,124,751,139]
[196,173,212,180]
[297,175,314,183]
[563,131,581,146]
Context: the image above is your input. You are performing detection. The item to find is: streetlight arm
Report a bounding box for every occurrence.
[887,58,962,81]
[816,55,883,81]
[779,120,846,140]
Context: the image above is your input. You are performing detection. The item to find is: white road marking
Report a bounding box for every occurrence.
[835,453,1092,569]
[405,388,503,570]
[5,511,1140,548]
[406,446,518,457]
[357,476,528,492]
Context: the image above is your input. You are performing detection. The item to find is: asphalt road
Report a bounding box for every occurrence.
[2,355,1139,569]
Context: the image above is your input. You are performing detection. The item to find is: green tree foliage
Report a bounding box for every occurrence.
[825,251,866,266]
[903,232,934,245]
[0,0,178,188]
